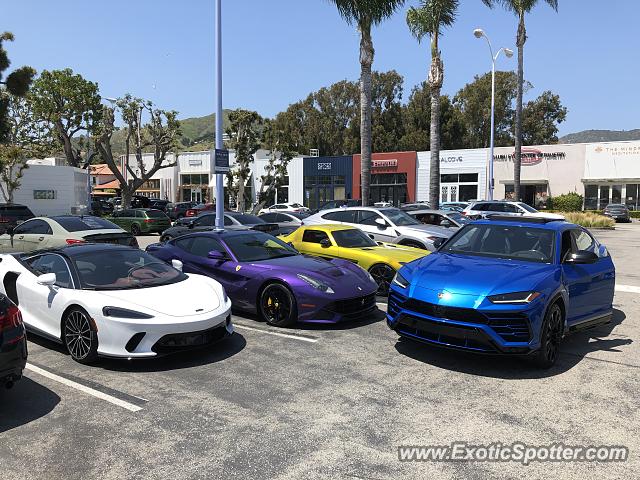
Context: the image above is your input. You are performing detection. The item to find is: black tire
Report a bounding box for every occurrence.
[63,307,98,364]
[131,224,141,236]
[259,283,297,327]
[368,264,396,296]
[532,303,563,369]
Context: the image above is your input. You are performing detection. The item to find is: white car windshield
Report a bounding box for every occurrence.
[518,203,538,213]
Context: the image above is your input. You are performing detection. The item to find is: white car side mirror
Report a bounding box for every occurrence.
[171,259,183,272]
[37,272,57,286]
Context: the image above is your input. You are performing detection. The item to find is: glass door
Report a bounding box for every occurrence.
[441,184,458,203]
[190,188,203,203]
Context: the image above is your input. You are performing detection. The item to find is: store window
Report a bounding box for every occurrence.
[599,186,610,210]
[584,185,598,210]
[612,185,622,205]
[626,184,638,211]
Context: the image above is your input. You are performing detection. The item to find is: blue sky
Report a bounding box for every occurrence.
[3,0,639,136]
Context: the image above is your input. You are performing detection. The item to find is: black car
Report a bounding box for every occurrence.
[149,199,171,212]
[90,199,115,216]
[0,204,35,234]
[109,195,152,209]
[161,212,278,241]
[258,211,309,236]
[603,204,631,222]
[166,201,197,220]
[0,293,27,390]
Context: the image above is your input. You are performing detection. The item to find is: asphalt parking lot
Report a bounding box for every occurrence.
[1,225,638,479]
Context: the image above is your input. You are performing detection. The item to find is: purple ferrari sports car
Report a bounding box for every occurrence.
[145,230,378,327]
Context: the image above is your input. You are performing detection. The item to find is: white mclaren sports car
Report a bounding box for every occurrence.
[0,243,233,363]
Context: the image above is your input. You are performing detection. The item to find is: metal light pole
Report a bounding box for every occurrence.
[214,0,225,231]
[474,29,513,201]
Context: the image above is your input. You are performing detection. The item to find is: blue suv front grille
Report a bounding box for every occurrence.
[484,312,531,342]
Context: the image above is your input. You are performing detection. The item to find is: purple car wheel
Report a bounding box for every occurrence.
[368,264,395,296]
[259,284,297,327]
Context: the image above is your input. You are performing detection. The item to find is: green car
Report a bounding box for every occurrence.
[108,208,171,235]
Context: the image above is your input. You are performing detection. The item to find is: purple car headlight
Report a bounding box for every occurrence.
[297,274,335,294]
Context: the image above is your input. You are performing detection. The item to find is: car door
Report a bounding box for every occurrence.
[357,210,396,242]
[16,253,75,338]
[16,219,54,252]
[297,229,334,259]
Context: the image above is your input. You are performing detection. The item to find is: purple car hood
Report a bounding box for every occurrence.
[245,255,356,283]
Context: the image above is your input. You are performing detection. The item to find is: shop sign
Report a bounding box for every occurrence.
[440,155,463,163]
[372,159,398,168]
[493,148,566,166]
[317,162,332,170]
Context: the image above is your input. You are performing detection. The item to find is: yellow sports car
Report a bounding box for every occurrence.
[280,224,429,295]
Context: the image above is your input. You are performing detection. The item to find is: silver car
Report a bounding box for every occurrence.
[463,201,564,220]
[303,207,453,251]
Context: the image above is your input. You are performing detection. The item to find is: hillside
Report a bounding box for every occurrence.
[560,129,640,144]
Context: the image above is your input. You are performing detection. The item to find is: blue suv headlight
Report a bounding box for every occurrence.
[392,271,410,289]
[488,292,541,304]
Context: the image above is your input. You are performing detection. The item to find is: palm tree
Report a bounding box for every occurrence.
[482,0,558,202]
[406,0,458,209]
[326,0,405,206]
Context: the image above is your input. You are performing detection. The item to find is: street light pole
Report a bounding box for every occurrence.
[214,0,224,231]
[474,29,513,202]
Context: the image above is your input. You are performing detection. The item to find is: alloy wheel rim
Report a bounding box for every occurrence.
[370,266,395,295]
[263,288,290,322]
[65,311,92,360]
[545,308,562,363]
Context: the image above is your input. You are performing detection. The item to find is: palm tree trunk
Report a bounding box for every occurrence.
[359,21,374,207]
[514,13,527,202]
[429,88,441,209]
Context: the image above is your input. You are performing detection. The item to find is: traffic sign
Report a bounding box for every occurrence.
[214,149,230,173]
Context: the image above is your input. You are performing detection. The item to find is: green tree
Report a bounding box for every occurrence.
[0,94,52,203]
[0,32,36,144]
[327,0,405,205]
[29,68,102,168]
[482,0,559,201]
[225,109,262,212]
[406,0,459,209]
[251,119,297,214]
[95,95,181,208]
[453,71,527,148]
[521,91,567,145]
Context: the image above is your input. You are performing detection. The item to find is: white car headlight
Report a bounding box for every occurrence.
[297,274,335,294]
[102,306,154,319]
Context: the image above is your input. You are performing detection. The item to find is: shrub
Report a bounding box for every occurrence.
[548,192,584,212]
[563,212,615,229]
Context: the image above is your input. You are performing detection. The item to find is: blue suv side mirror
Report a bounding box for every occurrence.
[564,250,599,264]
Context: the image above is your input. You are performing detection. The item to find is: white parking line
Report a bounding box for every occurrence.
[616,284,640,294]
[25,363,143,413]
[233,324,318,343]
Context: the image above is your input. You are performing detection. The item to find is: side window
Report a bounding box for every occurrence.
[560,231,574,262]
[358,210,383,226]
[275,214,290,223]
[322,211,357,223]
[174,237,193,252]
[503,204,518,213]
[473,203,489,211]
[196,215,215,227]
[302,230,330,244]
[26,254,73,288]
[260,213,278,223]
[572,229,596,254]
[223,216,233,226]
[188,237,227,258]
[14,220,52,235]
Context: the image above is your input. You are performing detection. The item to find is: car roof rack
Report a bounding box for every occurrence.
[484,215,564,224]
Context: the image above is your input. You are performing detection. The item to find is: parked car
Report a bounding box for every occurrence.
[303,207,453,251]
[166,201,197,220]
[108,208,172,235]
[441,202,470,212]
[387,216,615,368]
[0,244,233,363]
[0,294,27,389]
[406,209,470,229]
[281,224,429,295]
[149,199,171,212]
[146,230,378,326]
[603,204,631,222]
[90,199,115,217]
[162,212,278,241]
[185,203,214,217]
[463,201,564,220]
[0,204,35,234]
[258,203,310,215]
[108,195,152,210]
[258,211,309,236]
[318,199,361,211]
[0,216,137,253]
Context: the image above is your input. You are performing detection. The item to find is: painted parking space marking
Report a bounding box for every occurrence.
[25,363,145,413]
[233,323,318,343]
[616,284,640,294]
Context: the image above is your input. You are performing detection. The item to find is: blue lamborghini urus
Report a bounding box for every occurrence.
[387,216,616,368]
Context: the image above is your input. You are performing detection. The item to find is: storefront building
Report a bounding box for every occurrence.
[302,156,353,209]
[582,141,640,210]
[352,151,417,206]
[417,148,487,203]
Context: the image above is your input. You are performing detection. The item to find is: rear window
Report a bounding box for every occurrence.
[53,216,121,232]
[146,210,168,219]
[0,205,34,217]
[229,214,264,225]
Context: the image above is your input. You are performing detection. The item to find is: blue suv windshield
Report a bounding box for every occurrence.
[441,224,555,263]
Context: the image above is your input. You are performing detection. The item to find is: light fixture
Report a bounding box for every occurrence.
[473,28,484,38]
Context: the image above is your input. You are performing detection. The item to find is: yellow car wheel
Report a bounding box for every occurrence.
[368,264,396,296]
